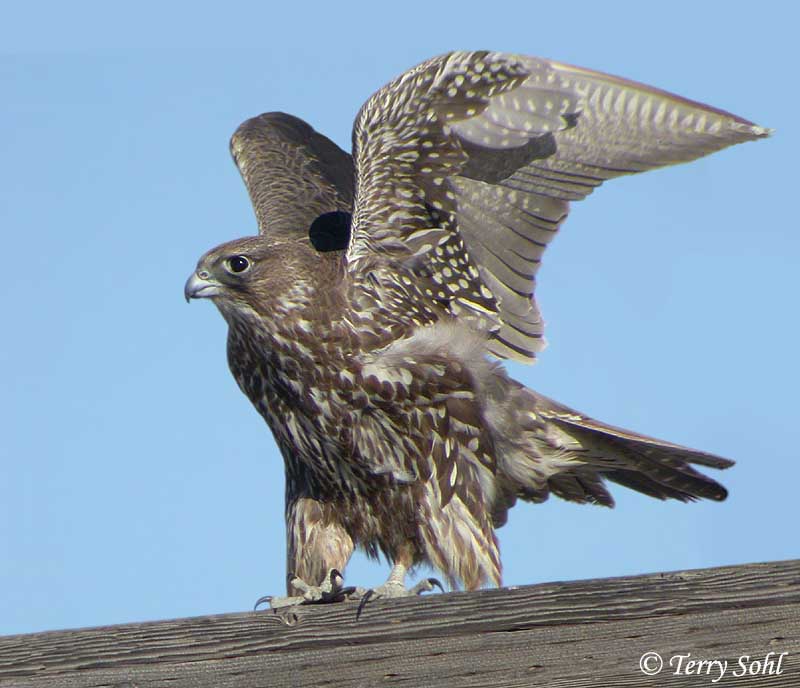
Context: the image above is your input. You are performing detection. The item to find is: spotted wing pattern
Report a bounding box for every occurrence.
[346,51,770,360]
[230,112,354,239]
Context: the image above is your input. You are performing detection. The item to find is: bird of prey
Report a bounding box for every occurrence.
[185,51,768,607]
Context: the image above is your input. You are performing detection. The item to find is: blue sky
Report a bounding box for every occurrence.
[1,2,796,636]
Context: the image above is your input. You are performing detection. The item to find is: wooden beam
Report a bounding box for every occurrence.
[1,559,798,687]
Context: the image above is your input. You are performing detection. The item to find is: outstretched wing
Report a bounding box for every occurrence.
[346,51,769,361]
[230,112,354,239]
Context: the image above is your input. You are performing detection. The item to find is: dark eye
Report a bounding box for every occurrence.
[226,255,250,273]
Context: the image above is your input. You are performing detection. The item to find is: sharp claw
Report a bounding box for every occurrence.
[428,577,444,593]
[328,568,345,590]
[253,595,273,611]
[355,575,443,619]
[356,589,375,621]
[320,586,357,603]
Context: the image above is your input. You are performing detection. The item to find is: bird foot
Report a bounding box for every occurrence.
[356,577,442,619]
[254,568,360,610]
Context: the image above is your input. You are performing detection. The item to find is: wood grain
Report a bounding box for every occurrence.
[1,559,799,687]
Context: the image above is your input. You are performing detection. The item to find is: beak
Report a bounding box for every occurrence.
[184,271,221,303]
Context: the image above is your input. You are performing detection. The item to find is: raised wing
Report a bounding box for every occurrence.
[230,112,354,239]
[347,51,769,361]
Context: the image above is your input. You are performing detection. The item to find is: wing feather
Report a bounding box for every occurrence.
[346,51,769,361]
[230,112,354,239]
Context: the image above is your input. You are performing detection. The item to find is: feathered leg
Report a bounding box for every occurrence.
[260,494,356,609]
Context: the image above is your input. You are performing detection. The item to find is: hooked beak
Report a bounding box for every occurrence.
[184,270,221,302]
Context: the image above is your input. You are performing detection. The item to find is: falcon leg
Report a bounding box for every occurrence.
[356,562,443,619]
[256,568,359,610]
[254,494,357,610]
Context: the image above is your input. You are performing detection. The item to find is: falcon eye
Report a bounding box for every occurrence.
[226,255,251,274]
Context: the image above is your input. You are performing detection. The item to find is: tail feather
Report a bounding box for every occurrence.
[603,468,715,502]
[495,385,733,508]
[552,423,730,502]
[541,405,732,502]
[548,470,616,506]
[545,408,734,471]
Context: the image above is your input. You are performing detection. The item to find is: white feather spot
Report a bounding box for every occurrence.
[449,463,458,487]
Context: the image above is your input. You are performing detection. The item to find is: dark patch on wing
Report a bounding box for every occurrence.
[459,134,557,184]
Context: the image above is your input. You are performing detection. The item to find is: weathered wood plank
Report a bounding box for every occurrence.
[1,560,798,687]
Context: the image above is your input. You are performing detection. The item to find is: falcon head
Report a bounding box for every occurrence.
[185,235,277,306]
[185,235,306,321]
[186,209,351,313]
[185,225,348,325]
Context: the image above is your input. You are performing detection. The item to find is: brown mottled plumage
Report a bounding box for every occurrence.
[185,52,768,598]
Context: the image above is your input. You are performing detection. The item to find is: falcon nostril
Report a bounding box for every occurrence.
[198,270,210,279]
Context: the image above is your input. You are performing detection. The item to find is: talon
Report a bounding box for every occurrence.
[408,576,444,596]
[356,589,375,621]
[263,569,356,609]
[253,595,272,611]
[355,567,444,619]
[428,578,444,593]
[326,568,345,592]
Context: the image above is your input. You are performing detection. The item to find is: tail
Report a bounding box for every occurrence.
[491,383,732,516]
